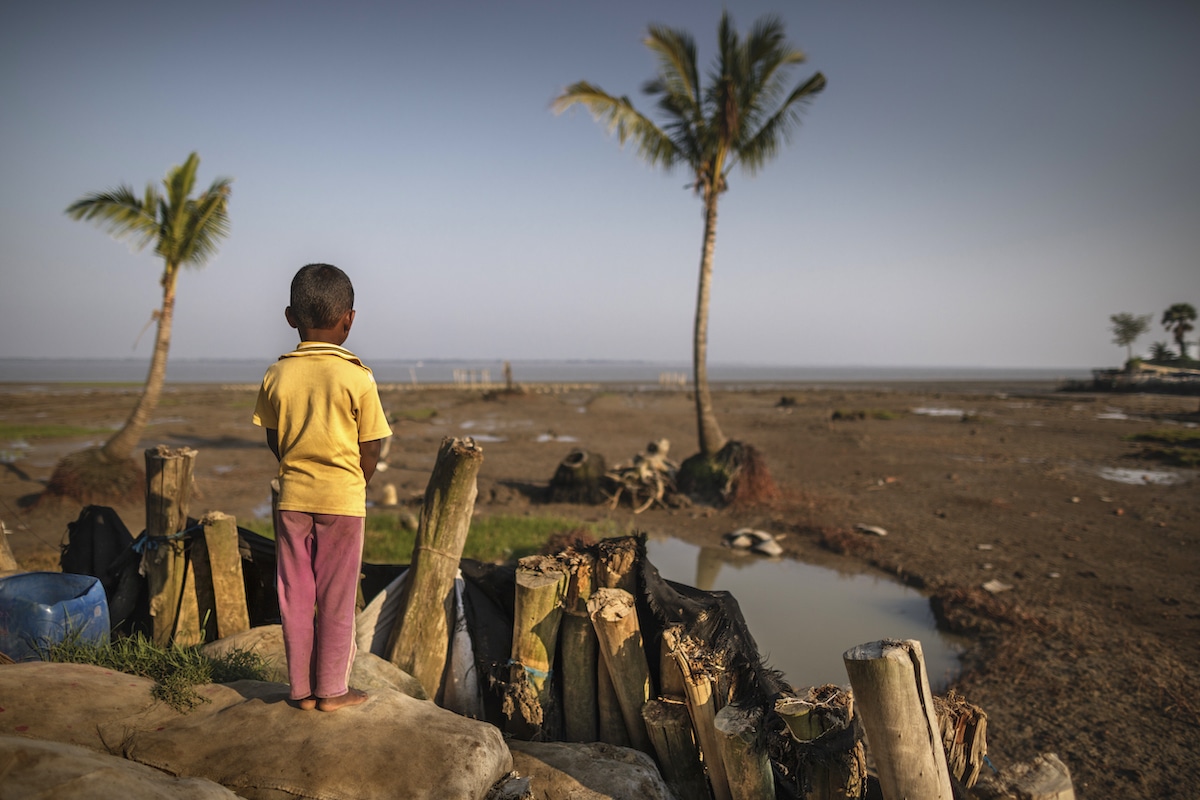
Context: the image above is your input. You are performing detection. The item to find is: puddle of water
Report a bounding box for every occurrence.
[536,434,578,443]
[468,434,507,443]
[644,536,965,692]
[1095,412,1129,421]
[1097,467,1188,485]
[912,407,965,417]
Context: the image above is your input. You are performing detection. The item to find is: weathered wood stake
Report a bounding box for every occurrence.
[843,639,954,800]
[588,587,654,753]
[664,626,733,800]
[559,549,599,743]
[715,704,775,800]
[192,511,250,641]
[643,699,710,800]
[386,437,483,698]
[143,445,196,646]
[776,689,866,800]
[507,555,568,739]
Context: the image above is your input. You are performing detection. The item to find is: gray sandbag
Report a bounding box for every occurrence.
[201,623,428,700]
[508,740,673,800]
[0,734,242,800]
[1,662,512,800]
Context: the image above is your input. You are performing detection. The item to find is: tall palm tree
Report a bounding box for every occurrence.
[1161,303,1196,362]
[66,152,232,461]
[554,12,825,457]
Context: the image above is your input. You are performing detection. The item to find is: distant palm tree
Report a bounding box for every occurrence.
[1148,341,1176,363]
[1161,303,1197,362]
[554,12,825,458]
[50,154,231,501]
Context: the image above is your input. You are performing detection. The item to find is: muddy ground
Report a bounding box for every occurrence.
[2,380,1197,798]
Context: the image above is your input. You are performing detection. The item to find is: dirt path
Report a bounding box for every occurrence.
[2,382,1197,798]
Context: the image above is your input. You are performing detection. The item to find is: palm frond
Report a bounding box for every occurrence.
[734,72,826,176]
[553,82,678,167]
[644,23,700,109]
[65,186,160,251]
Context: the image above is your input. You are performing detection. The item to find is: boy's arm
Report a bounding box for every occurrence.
[265,429,281,461]
[360,438,383,484]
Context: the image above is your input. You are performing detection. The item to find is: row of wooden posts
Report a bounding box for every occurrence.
[141,441,1009,800]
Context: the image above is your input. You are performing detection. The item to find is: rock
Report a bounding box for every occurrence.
[200,623,428,700]
[0,735,243,800]
[722,528,783,557]
[853,523,888,537]
[0,661,511,800]
[508,740,672,800]
[982,580,1013,594]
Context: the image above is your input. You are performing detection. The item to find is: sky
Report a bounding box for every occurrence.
[1,0,1197,370]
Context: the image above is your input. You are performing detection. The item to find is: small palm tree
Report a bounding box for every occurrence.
[554,12,825,461]
[1161,303,1197,362]
[1148,341,1176,363]
[48,153,231,502]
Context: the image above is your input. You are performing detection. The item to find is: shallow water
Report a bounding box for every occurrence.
[1097,466,1189,485]
[643,536,966,692]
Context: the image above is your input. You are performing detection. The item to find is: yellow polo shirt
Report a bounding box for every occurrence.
[252,342,393,516]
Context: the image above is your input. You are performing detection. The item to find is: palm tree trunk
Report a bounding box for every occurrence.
[693,192,728,457]
[101,264,178,460]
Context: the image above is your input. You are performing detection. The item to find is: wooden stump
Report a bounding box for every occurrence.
[143,445,197,646]
[643,699,710,800]
[506,555,569,740]
[664,626,733,800]
[560,550,599,743]
[843,639,953,800]
[934,689,988,788]
[588,587,654,754]
[548,449,608,504]
[715,705,775,800]
[386,437,483,698]
[191,512,250,641]
[776,687,866,800]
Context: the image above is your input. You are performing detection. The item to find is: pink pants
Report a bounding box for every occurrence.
[275,511,364,700]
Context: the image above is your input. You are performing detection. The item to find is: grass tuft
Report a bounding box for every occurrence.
[1126,428,1200,467]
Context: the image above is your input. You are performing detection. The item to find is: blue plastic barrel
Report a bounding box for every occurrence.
[0,572,110,662]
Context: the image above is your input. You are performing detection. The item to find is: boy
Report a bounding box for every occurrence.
[252,263,392,712]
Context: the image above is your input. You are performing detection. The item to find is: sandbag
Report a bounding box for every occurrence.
[0,735,242,800]
[507,740,672,800]
[1,662,512,800]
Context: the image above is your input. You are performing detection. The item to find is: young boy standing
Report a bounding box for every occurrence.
[252,263,392,712]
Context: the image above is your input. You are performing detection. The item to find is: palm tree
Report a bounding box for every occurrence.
[49,154,231,501]
[554,12,825,458]
[1148,341,1176,363]
[1161,303,1197,362]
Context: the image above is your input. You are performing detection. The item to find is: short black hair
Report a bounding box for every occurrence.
[289,263,354,329]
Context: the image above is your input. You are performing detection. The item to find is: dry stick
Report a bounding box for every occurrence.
[714,704,775,800]
[587,587,654,754]
[843,639,954,800]
[386,437,483,698]
[663,626,734,800]
[507,555,569,739]
[643,699,710,800]
[559,549,599,743]
[143,445,197,646]
[192,511,250,641]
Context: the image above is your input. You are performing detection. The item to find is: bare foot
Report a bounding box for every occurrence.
[317,688,368,712]
[295,696,318,711]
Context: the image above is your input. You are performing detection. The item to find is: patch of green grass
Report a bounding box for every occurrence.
[43,634,271,712]
[0,423,110,440]
[1126,428,1200,467]
[1127,428,1200,446]
[243,512,622,565]
[392,407,438,421]
[830,409,900,421]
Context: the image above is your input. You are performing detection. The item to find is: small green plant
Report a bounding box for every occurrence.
[43,634,270,712]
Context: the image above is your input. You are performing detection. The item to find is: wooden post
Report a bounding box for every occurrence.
[386,437,483,698]
[506,555,568,739]
[594,536,640,746]
[843,639,954,800]
[192,512,250,641]
[588,587,654,754]
[597,657,632,747]
[715,705,775,800]
[143,445,197,646]
[776,689,866,800]
[643,699,710,800]
[559,550,599,743]
[0,520,19,572]
[664,625,733,800]
[934,690,988,789]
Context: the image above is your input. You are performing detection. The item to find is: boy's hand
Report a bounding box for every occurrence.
[360,439,383,484]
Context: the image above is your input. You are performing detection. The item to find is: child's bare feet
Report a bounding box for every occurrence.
[317,688,368,712]
[296,696,318,711]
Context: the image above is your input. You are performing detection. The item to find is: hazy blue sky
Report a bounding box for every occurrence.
[2,1,1197,369]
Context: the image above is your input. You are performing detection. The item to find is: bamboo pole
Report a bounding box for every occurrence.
[559,549,599,743]
[192,512,250,641]
[843,639,954,800]
[386,437,483,698]
[594,536,640,746]
[587,587,654,753]
[714,705,775,800]
[643,699,710,800]
[506,555,568,739]
[776,689,866,800]
[597,657,632,747]
[143,445,197,646]
[663,625,733,800]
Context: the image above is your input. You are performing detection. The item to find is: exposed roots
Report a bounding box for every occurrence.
[41,447,144,507]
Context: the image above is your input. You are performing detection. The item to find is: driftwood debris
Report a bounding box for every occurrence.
[386,437,483,698]
[603,439,684,514]
[935,689,989,788]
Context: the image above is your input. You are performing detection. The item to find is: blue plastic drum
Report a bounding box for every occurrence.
[0,572,111,662]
